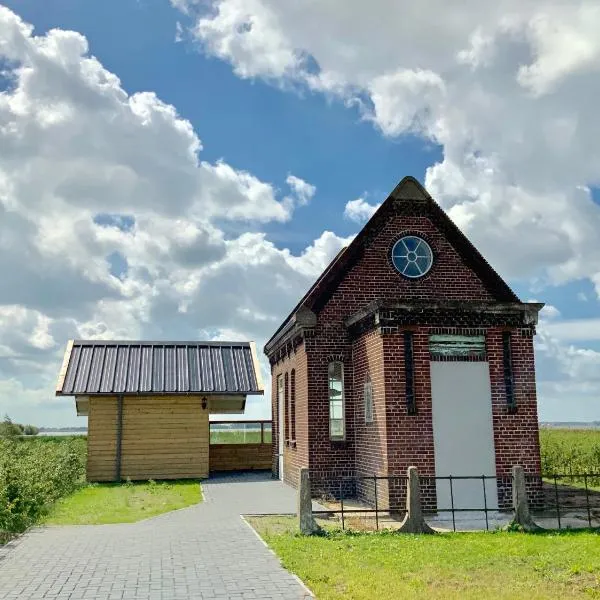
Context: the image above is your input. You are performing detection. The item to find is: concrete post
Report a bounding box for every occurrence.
[298,468,320,535]
[397,466,436,534]
[510,465,541,531]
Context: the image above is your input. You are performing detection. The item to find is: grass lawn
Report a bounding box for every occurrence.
[43,480,202,525]
[248,516,600,600]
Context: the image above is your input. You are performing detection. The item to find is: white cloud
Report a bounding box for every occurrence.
[368,69,445,137]
[343,197,380,223]
[193,0,303,80]
[538,304,561,320]
[536,328,600,383]
[0,6,349,426]
[286,174,315,206]
[541,318,600,342]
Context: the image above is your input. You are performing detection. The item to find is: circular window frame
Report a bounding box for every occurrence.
[390,233,435,279]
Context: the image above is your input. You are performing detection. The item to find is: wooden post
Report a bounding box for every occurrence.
[397,466,436,534]
[115,395,124,482]
[298,468,320,534]
[509,465,541,531]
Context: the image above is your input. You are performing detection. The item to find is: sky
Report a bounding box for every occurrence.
[0,0,599,427]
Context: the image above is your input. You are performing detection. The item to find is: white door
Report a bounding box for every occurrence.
[277,375,284,480]
[430,362,498,511]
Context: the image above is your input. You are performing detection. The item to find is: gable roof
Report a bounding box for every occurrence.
[264,176,520,356]
[56,340,264,396]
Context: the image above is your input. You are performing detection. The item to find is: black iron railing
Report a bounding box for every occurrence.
[309,471,600,532]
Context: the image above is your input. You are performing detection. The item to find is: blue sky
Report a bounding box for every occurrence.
[0,0,599,426]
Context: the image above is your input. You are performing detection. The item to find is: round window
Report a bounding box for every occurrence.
[391,235,433,278]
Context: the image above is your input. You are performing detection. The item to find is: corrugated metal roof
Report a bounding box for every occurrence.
[56,340,263,396]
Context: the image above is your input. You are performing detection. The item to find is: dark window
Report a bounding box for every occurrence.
[503,332,516,412]
[364,375,373,423]
[404,332,417,415]
[290,369,296,440]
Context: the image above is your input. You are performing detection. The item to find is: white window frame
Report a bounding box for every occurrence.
[364,378,373,424]
[328,361,345,440]
[277,374,285,438]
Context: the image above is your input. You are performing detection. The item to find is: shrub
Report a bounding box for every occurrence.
[22,425,39,436]
[0,416,23,437]
[0,437,86,534]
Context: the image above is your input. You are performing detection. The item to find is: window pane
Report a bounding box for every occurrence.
[330,419,344,438]
[330,399,343,419]
[263,422,272,443]
[328,361,345,439]
[210,422,262,444]
[364,381,373,423]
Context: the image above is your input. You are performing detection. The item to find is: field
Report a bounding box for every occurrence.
[44,479,202,525]
[540,427,600,475]
[249,516,600,600]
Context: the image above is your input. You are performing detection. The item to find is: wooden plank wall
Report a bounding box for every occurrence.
[209,443,271,472]
[87,397,118,482]
[87,396,209,482]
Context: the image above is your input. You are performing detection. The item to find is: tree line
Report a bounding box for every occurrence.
[0,415,39,437]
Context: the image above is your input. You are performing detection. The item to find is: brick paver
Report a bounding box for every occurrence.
[0,472,314,599]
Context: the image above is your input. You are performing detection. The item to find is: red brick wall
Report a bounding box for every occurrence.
[306,213,496,480]
[268,208,541,511]
[381,329,437,509]
[352,330,390,508]
[487,328,541,474]
[271,343,309,486]
[304,329,356,481]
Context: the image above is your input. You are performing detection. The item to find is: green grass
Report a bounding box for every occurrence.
[249,516,600,600]
[43,480,202,525]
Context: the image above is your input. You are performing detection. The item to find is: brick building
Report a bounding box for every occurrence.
[264,176,543,511]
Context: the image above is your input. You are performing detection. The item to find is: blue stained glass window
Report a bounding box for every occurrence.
[391,235,433,278]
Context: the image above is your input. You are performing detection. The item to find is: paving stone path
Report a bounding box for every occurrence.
[0,472,314,600]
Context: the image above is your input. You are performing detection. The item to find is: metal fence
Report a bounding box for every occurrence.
[310,471,600,532]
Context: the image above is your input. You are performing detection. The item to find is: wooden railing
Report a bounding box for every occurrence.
[209,420,272,472]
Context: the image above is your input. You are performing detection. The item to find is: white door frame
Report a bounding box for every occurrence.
[278,377,284,480]
[430,361,498,511]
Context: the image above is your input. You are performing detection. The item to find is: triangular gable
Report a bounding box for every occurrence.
[304,176,519,313]
[265,176,519,355]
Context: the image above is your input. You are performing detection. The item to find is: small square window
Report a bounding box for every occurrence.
[364,379,373,423]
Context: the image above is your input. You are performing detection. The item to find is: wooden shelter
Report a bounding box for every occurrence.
[56,340,264,482]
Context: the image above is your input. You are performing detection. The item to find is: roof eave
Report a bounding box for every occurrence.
[264,307,317,357]
[57,390,265,398]
[345,300,545,329]
[55,339,74,396]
